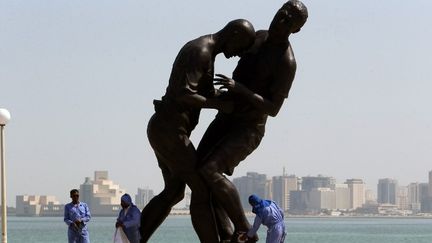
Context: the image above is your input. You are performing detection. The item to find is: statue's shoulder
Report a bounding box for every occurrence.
[255,30,269,46]
[285,44,296,65]
[176,36,213,66]
[244,30,268,54]
[256,30,269,41]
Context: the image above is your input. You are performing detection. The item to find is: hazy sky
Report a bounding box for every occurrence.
[1,0,432,205]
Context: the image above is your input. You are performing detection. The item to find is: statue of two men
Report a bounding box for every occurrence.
[141,1,308,242]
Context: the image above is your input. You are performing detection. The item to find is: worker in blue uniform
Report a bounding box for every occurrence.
[116,193,141,243]
[64,189,91,243]
[240,194,286,243]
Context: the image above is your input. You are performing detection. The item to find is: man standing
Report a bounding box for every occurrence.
[196,1,308,241]
[64,189,91,243]
[140,19,255,243]
[116,193,141,243]
[240,194,286,243]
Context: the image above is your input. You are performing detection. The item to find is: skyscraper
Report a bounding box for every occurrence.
[135,187,154,210]
[309,187,336,211]
[334,184,350,210]
[364,189,376,204]
[419,183,430,212]
[397,186,409,210]
[272,174,298,211]
[301,176,335,192]
[429,170,432,197]
[377,178,398,205]
[233,172,267,210]
[407,183,421,212]
[345,179,365,209]
[420,171,432,212]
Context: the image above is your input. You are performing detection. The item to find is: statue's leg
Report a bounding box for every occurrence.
[140,158,185,243]
[146,112,219,242]
[198,127,263,235]
[200,165,250,233]
[171,133,219,242]
[141,114,187,243]
[197,117,235,242]
[213,199,234,242]
[180,172,219,243]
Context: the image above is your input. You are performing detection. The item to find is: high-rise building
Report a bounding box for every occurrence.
[420,171,432,213]
[265,179,273,200]
[184,187,191,209]
[377,178,398,205]
[301,176,335,192]
[233,172,267,210]
[289,190,309,214]
[80,171,126,216]
[419,183,430,212]
[334,184,350,210]
[272,174,298,211]
[407,183,421,212]
[288,175,335,214]
[364,189,376,204]
[397,186,409,210]
[408,183,420,204]
[135,187,154,210]
[345,179,365,209]
[309,188,336,211]
[429,170,432,197]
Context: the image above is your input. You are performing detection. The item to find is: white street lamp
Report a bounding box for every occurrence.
[0,108,10,243]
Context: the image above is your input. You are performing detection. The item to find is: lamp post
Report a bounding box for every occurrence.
[0,108,11,243]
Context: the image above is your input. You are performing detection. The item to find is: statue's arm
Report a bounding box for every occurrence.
[265,57,296,117]
[174,52,233,113]
[214,67,293,117]
[215,48,296,116]
[178,92,233,113]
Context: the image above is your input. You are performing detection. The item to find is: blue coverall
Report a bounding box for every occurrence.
[247,200,286,243]
[64,202,91,243]
[117,204,141,243]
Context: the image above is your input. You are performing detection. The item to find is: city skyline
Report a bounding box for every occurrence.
[11,169,432,206]
[2,1,432,207]
[14,169,432,217]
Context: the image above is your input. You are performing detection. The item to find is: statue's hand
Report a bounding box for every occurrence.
[214,73,246,94]
[214,88,227,98]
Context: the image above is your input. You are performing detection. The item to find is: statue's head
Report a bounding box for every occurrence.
[219,19,256,58]
[269,0,308,36]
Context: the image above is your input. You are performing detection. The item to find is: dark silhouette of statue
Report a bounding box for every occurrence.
[196,1,308,241]
[140,19,255,243]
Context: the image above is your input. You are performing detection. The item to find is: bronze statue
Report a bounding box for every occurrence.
[141,0,308,241]
[196,1,308,241]
[140,19,255,243]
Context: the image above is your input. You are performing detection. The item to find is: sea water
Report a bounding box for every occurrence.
[7,215,432,243]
